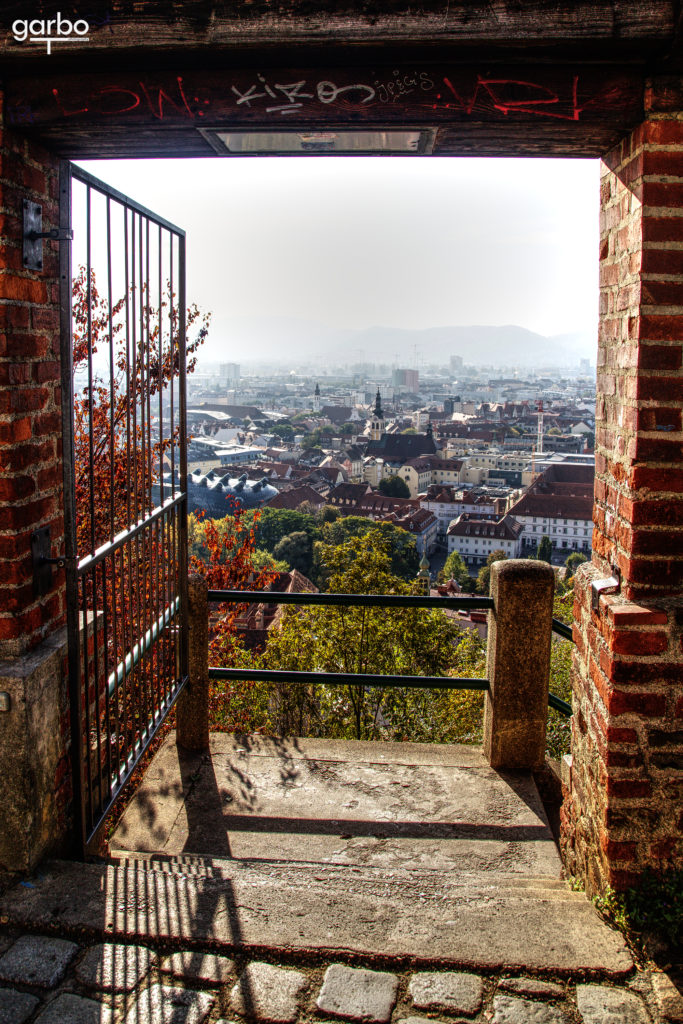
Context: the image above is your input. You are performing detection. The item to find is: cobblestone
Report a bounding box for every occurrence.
[0,935,78,988]
[651,973,683,1023]
[0,987,40,1024]
[161,950,235,985]
[316,965,399,1023]
[231,962,307,1023]
[124,983,214,1024]
[491,994,573,1024]
[75,942,154,991]
[575,984,650,1024]
[409,971,484,1015]
[498,978,565,999]
[34,993,109,1024]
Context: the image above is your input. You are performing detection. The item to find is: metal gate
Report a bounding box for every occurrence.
[60,162,189,854]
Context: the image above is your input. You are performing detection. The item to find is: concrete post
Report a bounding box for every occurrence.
[176,574,210,751]
[483,559,555,770]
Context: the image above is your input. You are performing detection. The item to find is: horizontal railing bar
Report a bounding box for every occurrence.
[106,597,180,698]
[208,666,489,690]
[552,618,574,642]
[208,590,494,611]
[77,495,184,574]
[549,692,573,717]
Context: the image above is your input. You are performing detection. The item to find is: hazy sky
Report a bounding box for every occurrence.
[78,156,599,362]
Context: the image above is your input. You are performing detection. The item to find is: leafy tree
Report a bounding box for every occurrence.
[565,551,587,577]
[401,427,417,435]
[476,550,507,594]
[270,422,295,440]
[443,549,471,588]
[547,426,562,436]
[318,516,419,581]
[319,504,343,524]
[378,474,411,498]
[259,530,475,741]
[536,535,553,563]
[249,507,320,553]
[272,531,314,576]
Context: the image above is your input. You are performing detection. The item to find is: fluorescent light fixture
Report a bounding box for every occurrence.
[200,129,435,155]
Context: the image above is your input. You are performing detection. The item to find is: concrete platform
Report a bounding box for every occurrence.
[0,734,632,977]
[110,733,562,878]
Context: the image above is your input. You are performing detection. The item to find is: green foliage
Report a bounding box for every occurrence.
[378,474,411,498]
[536,535,553,563]
[401,427,417,435]
[272,530,314,575]
[256,530,485,742]
[249,507,320,553]
[317,516,419,582]
[565,551,587,577]
[545,585,574,760]
[443,549,472,588]
[594,869,683,949]
[270,422,295,440]
[251,548,289,574]
[476,549,507,594]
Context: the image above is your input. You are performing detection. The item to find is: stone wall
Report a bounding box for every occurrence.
[561,99,683,892]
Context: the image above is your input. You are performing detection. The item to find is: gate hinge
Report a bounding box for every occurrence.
[23,200,73,271]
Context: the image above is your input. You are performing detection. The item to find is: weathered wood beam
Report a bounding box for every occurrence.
[4,64,644,158]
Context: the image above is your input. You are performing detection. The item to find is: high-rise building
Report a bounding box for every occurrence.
[392,368,419,391]
[219,362,240,387]
[450,355,464,372]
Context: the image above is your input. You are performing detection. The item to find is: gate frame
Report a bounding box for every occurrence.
[59,160,190,856]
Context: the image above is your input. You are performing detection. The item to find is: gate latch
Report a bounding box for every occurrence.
[591,565,621,612]
[31,526,66,596]
[23,200,73,272]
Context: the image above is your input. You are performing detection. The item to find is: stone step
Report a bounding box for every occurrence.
[1,857,632,977]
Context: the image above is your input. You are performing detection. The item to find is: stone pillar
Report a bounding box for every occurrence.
[176,574,210,751]
[483,559,555,770]
[562,101,683,893]
[0,100,72,868]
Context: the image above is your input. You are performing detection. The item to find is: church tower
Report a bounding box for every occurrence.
[313,382,321,413]
[370,387,384,441]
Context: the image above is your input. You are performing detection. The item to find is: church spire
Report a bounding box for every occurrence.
[374,387,383,419]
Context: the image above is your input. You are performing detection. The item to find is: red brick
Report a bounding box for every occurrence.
[0,475,35,501]
[0,417,31,443]
[606,779,653,799]
[608,690,668,717]
[0,276,48,304]
[638,344,682,371]
[610,630,669,656]
[606,726,639,744]
[634,437,683,461]
[607,603,669,626]
[641,248,683,276]
[629,468,683,494]
[638,314,683,342]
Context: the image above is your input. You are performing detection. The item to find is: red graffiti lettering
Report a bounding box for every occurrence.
[137,76,195,120]
[52,87,88,117]
[96,86,141,115]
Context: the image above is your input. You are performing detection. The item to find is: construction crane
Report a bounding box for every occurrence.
[536,399,544,455]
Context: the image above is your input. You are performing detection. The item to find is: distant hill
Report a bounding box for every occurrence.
[204,315,593,368]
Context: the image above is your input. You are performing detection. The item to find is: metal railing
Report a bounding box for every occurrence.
[549,617,575,716]
[206,589,572,716]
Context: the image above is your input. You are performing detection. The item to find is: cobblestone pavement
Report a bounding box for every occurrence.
[0,928,681,1024]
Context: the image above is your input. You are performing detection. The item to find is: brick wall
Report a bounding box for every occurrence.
[561,104,683,892]
[0,93,65,657]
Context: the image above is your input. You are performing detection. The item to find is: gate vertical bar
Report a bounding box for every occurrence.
[178,234,189,683]
[59,159,86,857]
